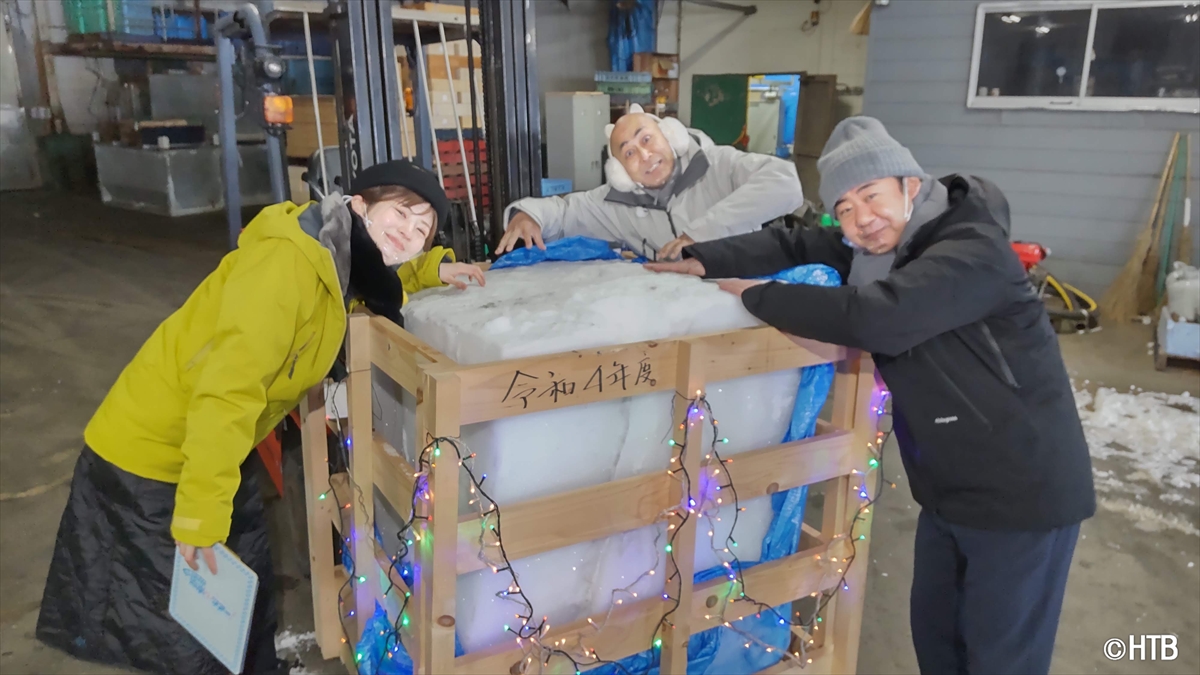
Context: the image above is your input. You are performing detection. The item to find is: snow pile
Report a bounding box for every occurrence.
[373,261,808,653]
[275,630,316,655]
[1074,382,1200,535]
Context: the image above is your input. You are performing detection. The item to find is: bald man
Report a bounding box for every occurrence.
[497,104,804,261]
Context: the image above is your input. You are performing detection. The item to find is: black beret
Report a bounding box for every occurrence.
[351,159,450,226]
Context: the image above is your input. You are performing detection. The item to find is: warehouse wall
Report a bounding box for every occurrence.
[656,0,869,125]
[11,0,119,134]
[534,0,610,98]
[864,0,1200,297]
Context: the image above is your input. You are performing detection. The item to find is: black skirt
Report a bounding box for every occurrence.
[36,446,280,674]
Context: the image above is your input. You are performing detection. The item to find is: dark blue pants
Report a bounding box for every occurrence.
[910,510,1079,675]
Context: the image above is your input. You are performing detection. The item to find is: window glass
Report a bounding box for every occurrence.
[1089,4,1200,98]
[976,9,1092,97]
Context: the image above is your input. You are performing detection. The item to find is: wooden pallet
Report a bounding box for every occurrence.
[301,314,880,674]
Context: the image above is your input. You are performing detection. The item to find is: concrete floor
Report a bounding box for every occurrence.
[1,191,1197,675]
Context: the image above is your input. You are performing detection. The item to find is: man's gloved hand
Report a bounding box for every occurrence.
[657,234,694,261]
[497,212,546,254]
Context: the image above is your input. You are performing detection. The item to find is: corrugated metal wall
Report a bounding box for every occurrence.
[863,0,1200,297]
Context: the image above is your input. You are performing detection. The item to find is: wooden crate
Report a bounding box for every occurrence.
[301,315,881,675]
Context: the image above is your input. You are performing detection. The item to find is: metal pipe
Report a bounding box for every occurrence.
[302,10,329,196]
[463,0,485,258]
[438,23,478,236]
[217,34,241,249]
[266,132,288,203]
[411,20,443,186]
[214,3,270,60]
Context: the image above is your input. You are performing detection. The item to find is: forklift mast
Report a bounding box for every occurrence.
[216,0,545,261]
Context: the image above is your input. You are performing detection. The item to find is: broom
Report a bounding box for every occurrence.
[1099,132,1180,323]
[1173,133,1194,269]
[1142,134,1188,312]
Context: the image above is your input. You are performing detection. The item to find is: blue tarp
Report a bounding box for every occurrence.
[356,238,840,674]
[490,236,625,270]
[607,0,656,71]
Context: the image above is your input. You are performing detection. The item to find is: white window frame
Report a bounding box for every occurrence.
[967,0,1200,114]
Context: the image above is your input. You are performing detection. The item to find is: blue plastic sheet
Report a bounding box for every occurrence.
[356,241,841,675]
[607,0,656,71]
[490,236,624,270]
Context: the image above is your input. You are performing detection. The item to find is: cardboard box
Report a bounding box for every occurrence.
[653,78,678,104]
[287,95,340,159]
[633,52,679,79]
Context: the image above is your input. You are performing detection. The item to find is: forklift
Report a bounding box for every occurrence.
[213,0,546,259]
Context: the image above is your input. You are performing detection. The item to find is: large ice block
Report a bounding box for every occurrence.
[373,261,804,654]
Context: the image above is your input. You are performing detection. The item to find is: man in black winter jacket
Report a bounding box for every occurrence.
[647,116,1095,675]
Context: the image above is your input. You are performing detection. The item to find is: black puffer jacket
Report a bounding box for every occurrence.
[686,175,1095,531]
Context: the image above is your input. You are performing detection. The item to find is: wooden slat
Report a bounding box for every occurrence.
[372,540,419,651]
[692,329,846,383]
[829,355,862,433]
[713,429,854,502]
[454,339,679,424]
[830,357,877,675]
[374,540,412,598]
[327,472,352,534]
[373,433,416,521]
[346,315,379,641]
[448,427,854,575]
[753,645,831,674]
[372,315,449,364]
[301,386,342,660]
[424,370,462,674]
[371,319,426,394]
[661,340,705,674]
[454,471,670,574]
[452,546,836,675]
[453,595,665,675]
[451,328,846,425]
[690,546,834,633]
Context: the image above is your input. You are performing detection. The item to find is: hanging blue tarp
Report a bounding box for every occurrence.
[608,0,658,71]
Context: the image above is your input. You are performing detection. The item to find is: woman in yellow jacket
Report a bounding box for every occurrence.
[35,161,482,674]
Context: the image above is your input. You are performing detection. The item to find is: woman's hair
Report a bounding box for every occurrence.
[356,185,440,250]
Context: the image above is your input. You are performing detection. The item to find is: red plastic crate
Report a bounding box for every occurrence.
[437,139,486,153]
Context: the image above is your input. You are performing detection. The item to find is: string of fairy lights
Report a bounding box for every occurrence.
[676,389,894,670]
[317,375,893,674]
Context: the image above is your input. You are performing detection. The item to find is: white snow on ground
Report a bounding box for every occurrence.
[275,630,316,654]
[1073,382,1200,535]
[276,630,318,675]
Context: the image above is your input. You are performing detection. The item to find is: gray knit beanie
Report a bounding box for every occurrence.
[817,116,924,210]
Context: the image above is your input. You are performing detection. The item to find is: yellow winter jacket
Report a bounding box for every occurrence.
[84,201,450,546]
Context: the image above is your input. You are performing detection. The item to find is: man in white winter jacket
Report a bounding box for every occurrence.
[497,104,805,260]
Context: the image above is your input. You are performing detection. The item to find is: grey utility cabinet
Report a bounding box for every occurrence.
[544,92,610,192]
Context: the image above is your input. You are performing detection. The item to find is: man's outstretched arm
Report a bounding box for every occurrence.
[499,187,623,252]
